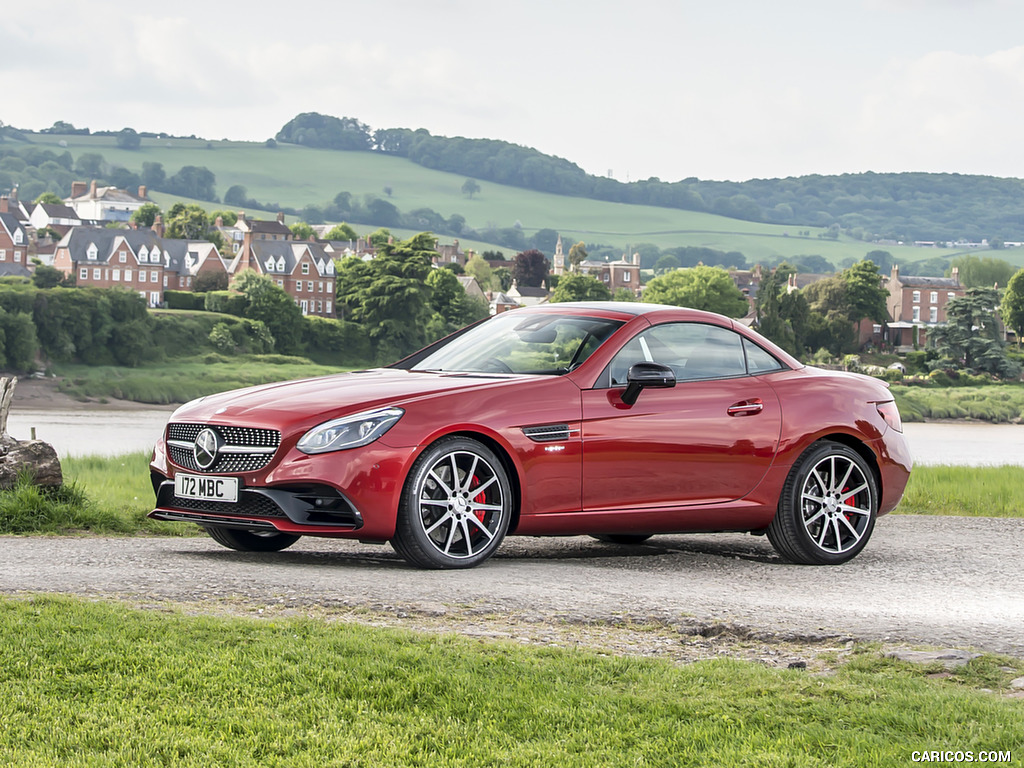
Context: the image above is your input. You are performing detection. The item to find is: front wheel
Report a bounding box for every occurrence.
[391,437,512,569]
[205,526,300,552]
[767,441,878,565]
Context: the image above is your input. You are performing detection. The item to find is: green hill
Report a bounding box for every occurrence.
[11,131,1021,271]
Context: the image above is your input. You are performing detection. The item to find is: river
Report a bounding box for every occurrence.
[5,408,1023,466]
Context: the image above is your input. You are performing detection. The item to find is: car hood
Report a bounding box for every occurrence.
[169,368,529,432]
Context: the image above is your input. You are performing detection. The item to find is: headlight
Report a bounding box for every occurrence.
[296,407,404,454]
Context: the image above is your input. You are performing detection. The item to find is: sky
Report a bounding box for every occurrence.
[4,0,1024,183]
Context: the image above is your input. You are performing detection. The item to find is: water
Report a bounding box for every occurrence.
[7,408,174,458]
[5,408,1023,466]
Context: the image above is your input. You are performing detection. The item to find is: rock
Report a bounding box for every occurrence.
[0,378,63,489]
[886,649,981,669]
[1010,676,1024,690]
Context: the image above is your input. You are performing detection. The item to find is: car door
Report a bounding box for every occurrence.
[581,322,783,512]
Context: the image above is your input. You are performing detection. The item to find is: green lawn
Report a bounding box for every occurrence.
[0,595,1020,767]
[27,132,991,266]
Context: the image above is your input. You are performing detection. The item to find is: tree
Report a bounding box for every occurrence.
[141,161,166,189]
[368,228,392,248]
[931,287,1020,378]
[568,241,588,271]
[166,165,217,201]
[643,266,748,318]
[115,127,141,150]
[74,153,104,177]
[493,266,512,292]
[165,203,219,244]
[530,228,559,254]
[324,222,358,241]
[654,254,680,275]
[194,270,229,292]
[209,210,238,227]
[34,192,63,205]
[130,203,161,228]
[426,267,486,329]
[290,222,315,241]
[511,249,549,288]
[231,271,304,353]
[464,255,493,290]
[31,265,64,289]
[1002,269,1024,349]
[840,260,889,324]
[461,178,481,199]
[550,273,611,303]
[949,254,1016,289]
[335,233,438,361]
[224,184,250,207]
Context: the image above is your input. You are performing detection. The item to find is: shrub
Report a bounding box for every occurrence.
[303,315,371,365]
[164,291,205,311]
[204,290,248,316]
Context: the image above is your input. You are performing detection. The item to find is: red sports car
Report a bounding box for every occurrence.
[150,302,911,569]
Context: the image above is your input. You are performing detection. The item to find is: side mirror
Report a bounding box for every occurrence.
[621,361,676,405]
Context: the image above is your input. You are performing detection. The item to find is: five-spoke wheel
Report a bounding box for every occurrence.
[391,437,512,569]
[767,441,878,565]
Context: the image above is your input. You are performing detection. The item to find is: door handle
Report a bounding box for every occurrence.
[727,399,763,416]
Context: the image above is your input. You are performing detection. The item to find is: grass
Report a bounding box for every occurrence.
[53,354,349,405]
[891,383,1024,423]
[23,131,993,266]
[895,465,1024,517]
[0,595,1020,767]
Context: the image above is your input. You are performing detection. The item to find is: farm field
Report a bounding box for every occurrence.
[23,133,993,267]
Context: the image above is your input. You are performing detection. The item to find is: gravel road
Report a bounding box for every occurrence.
[2,515,1022,660]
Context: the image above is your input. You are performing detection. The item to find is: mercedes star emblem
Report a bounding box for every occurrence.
[193,428,221,469]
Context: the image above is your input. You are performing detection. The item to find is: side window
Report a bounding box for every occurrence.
[606,323,747,385]
[743,338,783,374]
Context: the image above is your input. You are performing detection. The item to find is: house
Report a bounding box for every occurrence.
[53,227,173,307]
[488,291,519,315]
[65,180,150,222]
[507,281,549,307]
[456,275,486,303]
[885,264,965,351]
[24,201,82,233]
[434,239,466,267]
[229,234,336,318]
[162,240,230,291]
[578,252,642,296]
[0,203,31,276]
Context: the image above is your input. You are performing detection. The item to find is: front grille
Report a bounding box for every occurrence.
[167,492,287,518]
[167,422,281,474]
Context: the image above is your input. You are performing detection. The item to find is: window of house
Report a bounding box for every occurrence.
[300,299,308,314]
[623,272,631,282]
[873,324,882,335]
[930,291,938,304]
[151,271,159,283]
[87,244,98,260]
[139,291,146,300]
[93,268,101,280]
[0,250,6,261]
[277,279,283,287]
[80,268,88,280]
[150,291,160,306]
[930,307,938,323]
[912,306,921,322]
[14,251,22,262]
[14,230,23,244]
[326,300,333,315]
[302,263,310,275]
[327,281,333,293]
[948,292,955,301]
[163,275,169,287]
[307,280,314,292]
[912,290,920,303]
[119,252,127,263]
[112,269,121,282]
[603,273,610,282]
[125,269,132,282]
[318,281,324,293]
[139,269,147,282]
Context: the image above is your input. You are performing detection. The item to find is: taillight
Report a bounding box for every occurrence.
[876,401,903,433]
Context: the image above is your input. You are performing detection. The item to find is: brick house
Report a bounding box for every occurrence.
[885,264,964,350]
[0,203,32,277]
[52,227,229,307]
[229,234,336,318]
[578,252,642,296]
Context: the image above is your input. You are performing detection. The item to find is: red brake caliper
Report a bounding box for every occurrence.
[843,486,855,522]
[471,475,486,522]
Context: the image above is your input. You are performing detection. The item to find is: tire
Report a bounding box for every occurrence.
[391,437,512,569]
[590,534,653,545]
[205,526,300,552]
[767,441,878,565]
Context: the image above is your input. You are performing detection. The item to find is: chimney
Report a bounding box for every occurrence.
[72,181,87,198]
[891,264,899,282]
[215,215,223,227]
[237,211,246,224]
[138,185,147,199]
[9,186,17,204]
[276,211,285,224]
[152,214,165,238]
[0,196,7,214]
[90,180,98,198]
[951,266,960,285]
[633,251,640,266]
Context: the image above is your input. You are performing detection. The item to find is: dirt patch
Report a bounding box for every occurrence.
[9,375,161,412]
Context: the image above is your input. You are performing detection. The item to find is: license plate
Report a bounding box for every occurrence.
[175,473,239,503]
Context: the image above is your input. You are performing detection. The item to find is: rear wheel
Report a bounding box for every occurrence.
[205,526,300,552]
[391,437,512,569]
[590,534,653,545]
[767,441,877,565]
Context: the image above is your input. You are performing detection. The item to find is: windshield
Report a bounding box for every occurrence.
[412,313,624,375]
